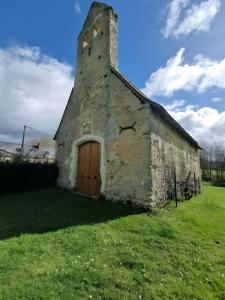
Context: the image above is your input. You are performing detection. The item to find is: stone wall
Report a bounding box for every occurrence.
[56,69,154,208]
[55,2,201,209]
[149,109,201,207]
[56,3,118,190]
[102,72,152,207]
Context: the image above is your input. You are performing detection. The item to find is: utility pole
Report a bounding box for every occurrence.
[21,125,26,156]
[21,125,33,156]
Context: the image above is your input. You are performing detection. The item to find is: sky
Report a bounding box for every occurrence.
[0,0,225,144]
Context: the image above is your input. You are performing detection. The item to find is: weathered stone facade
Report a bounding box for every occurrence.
[54,2,201,208]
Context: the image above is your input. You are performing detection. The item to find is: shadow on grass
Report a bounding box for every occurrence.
[0,188,144,240]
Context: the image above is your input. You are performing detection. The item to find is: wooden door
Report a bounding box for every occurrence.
[76,142,102,197]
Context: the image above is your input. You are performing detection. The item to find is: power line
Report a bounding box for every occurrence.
[24,126,52,137]
[20,125,52,155]
[0,148,16,156]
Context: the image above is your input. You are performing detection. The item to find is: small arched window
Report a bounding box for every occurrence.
[82,31,89,48]
[93,19,101,38]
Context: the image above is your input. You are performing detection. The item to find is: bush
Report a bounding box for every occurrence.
[212,180,225,187]
[0,162,58,194]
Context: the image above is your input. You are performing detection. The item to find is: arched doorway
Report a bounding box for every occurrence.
[76,141,102,197]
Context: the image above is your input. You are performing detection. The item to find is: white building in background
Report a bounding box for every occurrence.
[0,141,56,162]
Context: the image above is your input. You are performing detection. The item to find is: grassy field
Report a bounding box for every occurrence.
[0,185,225,299]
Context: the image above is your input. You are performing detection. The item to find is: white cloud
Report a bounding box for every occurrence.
[142,48,225,97]
[169,106,225,142]
[161,0,189,38]
[211,97,223,102]
[175,0,220,37]
[164,99,186,111]
[184,104,197,110]
[0,45,73,142]
[74,2,81,14]
[162,0,221,38]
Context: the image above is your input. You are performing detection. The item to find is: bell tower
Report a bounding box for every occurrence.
[75,2,118,82]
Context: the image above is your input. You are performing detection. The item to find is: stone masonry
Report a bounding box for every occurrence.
[54,2,201,209]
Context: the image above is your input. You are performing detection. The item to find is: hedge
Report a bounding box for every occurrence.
[0,162,58,194]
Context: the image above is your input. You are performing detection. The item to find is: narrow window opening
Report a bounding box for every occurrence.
[82,31,89,49]
[93,19,101,38]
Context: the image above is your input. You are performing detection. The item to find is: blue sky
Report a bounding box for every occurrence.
[0,0,225,143]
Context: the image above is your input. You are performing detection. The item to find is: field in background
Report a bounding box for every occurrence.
[0,185,225,299]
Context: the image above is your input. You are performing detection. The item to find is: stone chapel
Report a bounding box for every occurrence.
[54,2,201,208]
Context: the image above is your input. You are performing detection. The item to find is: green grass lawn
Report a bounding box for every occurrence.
[0,185,225,299]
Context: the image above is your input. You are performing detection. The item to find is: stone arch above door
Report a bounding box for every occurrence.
[69,136,105,194]
[76,141,101,197]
